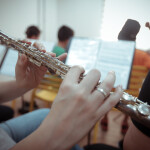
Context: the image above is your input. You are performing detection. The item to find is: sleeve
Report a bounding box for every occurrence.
[132,71,150,137]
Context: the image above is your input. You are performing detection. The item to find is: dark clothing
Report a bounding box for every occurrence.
[137,71,150,105]
[0,105,14,123]
[118,19,140,41]
[84,144,121,150]
[132,71,150,137]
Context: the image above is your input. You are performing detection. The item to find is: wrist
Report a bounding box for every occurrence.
[15,80,30,94]
[39,113,71,150]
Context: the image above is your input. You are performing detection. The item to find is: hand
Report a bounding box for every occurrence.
[15,42,67,91]
[45,66,123,150]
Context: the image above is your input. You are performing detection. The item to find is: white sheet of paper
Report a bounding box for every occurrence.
[95,40,135,89]
[66,37,100,73]
[66,37,135,89]
[0,45,7,64]
[41,41,55,52]
[0,49,18,76]
[0,40,55,77]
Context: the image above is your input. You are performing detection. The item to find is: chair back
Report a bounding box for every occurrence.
[30,72,62,111]
[38,72,62,92]
[125,65,149,97]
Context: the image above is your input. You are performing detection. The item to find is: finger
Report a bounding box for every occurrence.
[80,69,100,93]
[58,53,67,61]
[15,53,28,76]
[63,65,85,84]
[33,42,45,50]
[92,71,116,99]
[29,63,47,81]
[21,39,32,45]
[31,63,47,72]
[96,85,123,118]
[39,66,47,72]
[46,52,56,57]
[41,49,46,53]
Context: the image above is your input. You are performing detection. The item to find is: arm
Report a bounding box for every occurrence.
[0,42,67,103]
[0,80,28,103]
[0,53,46,102]
[11,67,123,150]
[124,122,150,150]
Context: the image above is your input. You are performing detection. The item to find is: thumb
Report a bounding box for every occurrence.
[15,53,28,77]
[58,53,67,61]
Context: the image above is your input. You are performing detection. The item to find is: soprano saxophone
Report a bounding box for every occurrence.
[0,31,150,128]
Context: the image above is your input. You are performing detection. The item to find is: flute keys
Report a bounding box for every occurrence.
[137,103,150,116]
[28,58,41,67]
[122,92,134,101]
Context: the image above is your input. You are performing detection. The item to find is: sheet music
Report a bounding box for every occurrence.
[0,48,18,76]
[41,41,55,52]
[0,40,55,77]
[0,45,6,64]
[95,41,135,89]
[66,37,100,73]
[66,37,135,89]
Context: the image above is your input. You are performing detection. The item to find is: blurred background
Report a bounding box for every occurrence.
[0,0,150,50]
[0,0,150,147]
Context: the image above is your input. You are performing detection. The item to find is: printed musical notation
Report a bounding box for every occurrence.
[66,37,135,89]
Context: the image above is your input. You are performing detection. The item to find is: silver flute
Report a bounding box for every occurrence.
[0,31,150,128]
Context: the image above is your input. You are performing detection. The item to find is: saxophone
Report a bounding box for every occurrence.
[0,31,150,128]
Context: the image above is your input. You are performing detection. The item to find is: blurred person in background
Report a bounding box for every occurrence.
[25,26,41,40]
[118,19,150,68]
[52,25,74,57]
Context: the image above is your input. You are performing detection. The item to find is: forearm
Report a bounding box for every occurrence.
[0,81,29,103]
[10,128,53,150]
[10,113,70,150]
[123,122,150,150]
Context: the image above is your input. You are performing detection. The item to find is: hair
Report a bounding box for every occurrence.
[58,25,74,42]
[118,19,141,41]
[25,26,41,38]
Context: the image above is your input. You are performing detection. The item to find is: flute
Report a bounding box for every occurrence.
[0,30,150,128]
